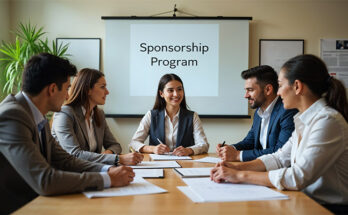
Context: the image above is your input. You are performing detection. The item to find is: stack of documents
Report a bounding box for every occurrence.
[174,167,212,178]
[83,176,167,198]
[149,154,192,161]
[178,178,288,203]
[130,161,181,169]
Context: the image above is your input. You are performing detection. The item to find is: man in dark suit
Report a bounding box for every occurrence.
[0,53,134,214]
[217,65,297,162]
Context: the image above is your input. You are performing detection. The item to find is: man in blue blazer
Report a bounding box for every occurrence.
[217,65,297,162]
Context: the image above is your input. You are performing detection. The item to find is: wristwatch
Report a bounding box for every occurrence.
[114,154,119,166]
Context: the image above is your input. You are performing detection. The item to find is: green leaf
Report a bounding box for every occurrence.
[0,21,72,96]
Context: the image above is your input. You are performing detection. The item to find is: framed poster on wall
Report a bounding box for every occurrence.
[259,39,304,73]
[56,38,101,71]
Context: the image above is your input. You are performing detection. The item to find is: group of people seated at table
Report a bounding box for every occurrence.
[0,53,347,214]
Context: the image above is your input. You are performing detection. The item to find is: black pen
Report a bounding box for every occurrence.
[221,141,226,147]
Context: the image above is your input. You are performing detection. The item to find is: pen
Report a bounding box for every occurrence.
[221,141,226,147]
[130,146,135,153]
[157,138,172,154]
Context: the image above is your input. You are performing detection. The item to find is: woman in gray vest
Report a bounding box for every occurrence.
[130,73,209,156]
[52,68,144,165]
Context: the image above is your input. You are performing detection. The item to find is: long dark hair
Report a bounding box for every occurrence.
[153,73,188,110]
[282,54,348,122]
[65,68,104,126]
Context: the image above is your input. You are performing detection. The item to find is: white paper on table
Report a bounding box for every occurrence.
[134,169,164,178]
[130,161,181,169]
[149,154,192,161]
[193,157,222,164]
[174,167,212,178]
[177,186,204,203]
[182,178,288,202]
[83,176,167,198]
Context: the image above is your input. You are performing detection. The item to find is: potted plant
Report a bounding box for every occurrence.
[0,22,70,96]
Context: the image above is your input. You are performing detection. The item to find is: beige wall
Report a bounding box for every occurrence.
[0,0,10,100]
[6,0,348,152]
[0,0,10,42]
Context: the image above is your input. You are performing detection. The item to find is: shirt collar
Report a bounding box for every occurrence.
[22,91,46,127]
[81,106,94,119]
[257,96,279,119]
[295,98,327,126]
[164,108,180,119]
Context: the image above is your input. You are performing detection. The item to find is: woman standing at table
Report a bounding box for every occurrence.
[52,68,144,165]
[211,54,348,214]
[130,73,209,156]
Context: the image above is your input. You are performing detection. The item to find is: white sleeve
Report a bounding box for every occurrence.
[188,112,209,155]
[259,131,294,171]
[266,116,345,190]
[129,111,151,152]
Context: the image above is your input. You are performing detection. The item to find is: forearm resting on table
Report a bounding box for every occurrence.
[234,159,267,172]
[238,170,273,187]
[139,145,155,153]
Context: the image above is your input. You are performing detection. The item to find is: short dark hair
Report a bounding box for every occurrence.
[153,73,188,111]
[241,65,278,93]
[22,53,77,96]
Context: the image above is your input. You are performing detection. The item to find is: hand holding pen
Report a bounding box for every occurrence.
[216,141,226,157]
[154,138,170,154]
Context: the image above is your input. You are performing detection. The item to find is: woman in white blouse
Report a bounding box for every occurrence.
[130,73,209,156]
[211,55,348,212]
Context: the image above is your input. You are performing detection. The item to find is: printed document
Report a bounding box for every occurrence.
[179,178,288,202]
[83,176,167,198]
[193,157,222,164]
[174,167,212,178]
[130,161,181,169]
[134,169,164,178]
[150,154,192,161]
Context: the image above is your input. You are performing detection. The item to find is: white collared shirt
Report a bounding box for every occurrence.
[239,96,279,161]
[259,98,348,204]
[257,96,279,150]
[81,106,97,152]
[130,110,209,155]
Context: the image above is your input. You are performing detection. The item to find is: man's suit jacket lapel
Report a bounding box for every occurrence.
[254,110,262,149]
[15,93,50,161]
[15,93,41,147]
[73,106,90,150]
[267,97,282,136]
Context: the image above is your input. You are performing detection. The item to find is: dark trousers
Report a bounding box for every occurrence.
[322,204,348,215]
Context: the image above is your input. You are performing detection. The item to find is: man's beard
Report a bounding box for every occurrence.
[249,94,266,109]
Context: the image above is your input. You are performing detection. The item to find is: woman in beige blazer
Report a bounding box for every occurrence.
[52,68,143,165]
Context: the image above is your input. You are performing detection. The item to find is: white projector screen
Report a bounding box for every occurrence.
[102,17,251,118]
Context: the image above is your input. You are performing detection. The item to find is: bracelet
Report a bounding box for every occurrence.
[114,154,119,166]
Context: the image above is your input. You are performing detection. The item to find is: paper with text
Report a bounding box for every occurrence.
[150,154,192,161]
[180,178,288,202]
[193,157,222,164]
[83,176,167,198]
[130,161,181,169]
[134,169,164,178]
[177,186,204,202]
[175,167,212,178]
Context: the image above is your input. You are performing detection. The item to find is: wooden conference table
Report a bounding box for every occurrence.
[14,154,331,215]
